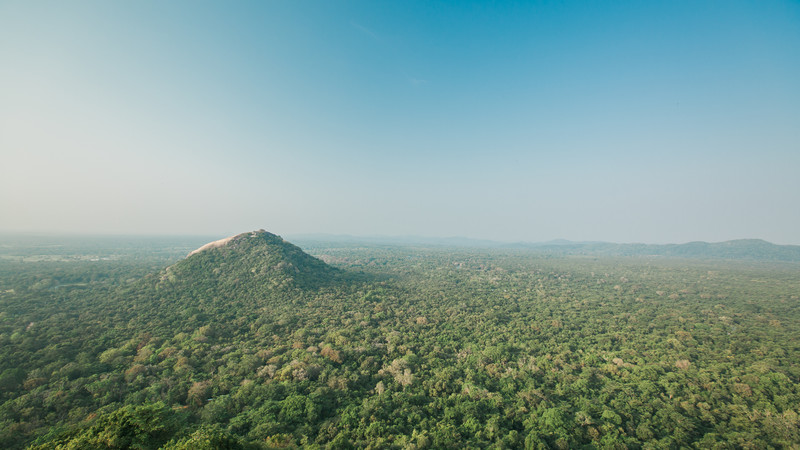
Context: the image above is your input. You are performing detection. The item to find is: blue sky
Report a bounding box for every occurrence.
[1,1,799,243]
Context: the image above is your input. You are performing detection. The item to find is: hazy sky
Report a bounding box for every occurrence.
[2,1,799,244]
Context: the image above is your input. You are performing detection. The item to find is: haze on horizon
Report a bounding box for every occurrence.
[1,1,799,245]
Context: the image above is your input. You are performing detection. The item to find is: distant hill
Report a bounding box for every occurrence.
[291,234,800,263]
[161,230,338,291]
[511,239,800,262]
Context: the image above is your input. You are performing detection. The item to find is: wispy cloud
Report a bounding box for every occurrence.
[350,20,378,40]
[409,77,429,86]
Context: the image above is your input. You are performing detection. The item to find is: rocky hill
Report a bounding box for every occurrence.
[159,230,338,292]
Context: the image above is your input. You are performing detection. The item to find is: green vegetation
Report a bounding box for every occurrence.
[1,232,799,448]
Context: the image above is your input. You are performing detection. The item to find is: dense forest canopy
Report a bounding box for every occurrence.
[1,232,799,448]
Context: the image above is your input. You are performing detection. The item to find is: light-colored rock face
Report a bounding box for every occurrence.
[187,235,237,257]
[186,230,274,257]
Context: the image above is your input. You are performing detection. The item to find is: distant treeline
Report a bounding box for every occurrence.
[293,235,800,263]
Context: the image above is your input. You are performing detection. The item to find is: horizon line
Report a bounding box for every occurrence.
[1,230,797,247]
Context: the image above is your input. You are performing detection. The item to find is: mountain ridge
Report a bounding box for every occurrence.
[513,238,800,262]
[290,234,800,262]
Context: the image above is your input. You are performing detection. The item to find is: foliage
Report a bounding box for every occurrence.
[1,234,799,448]
[28,402,184,449]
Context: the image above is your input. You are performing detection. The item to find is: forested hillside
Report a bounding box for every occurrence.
[1,233,799,448]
